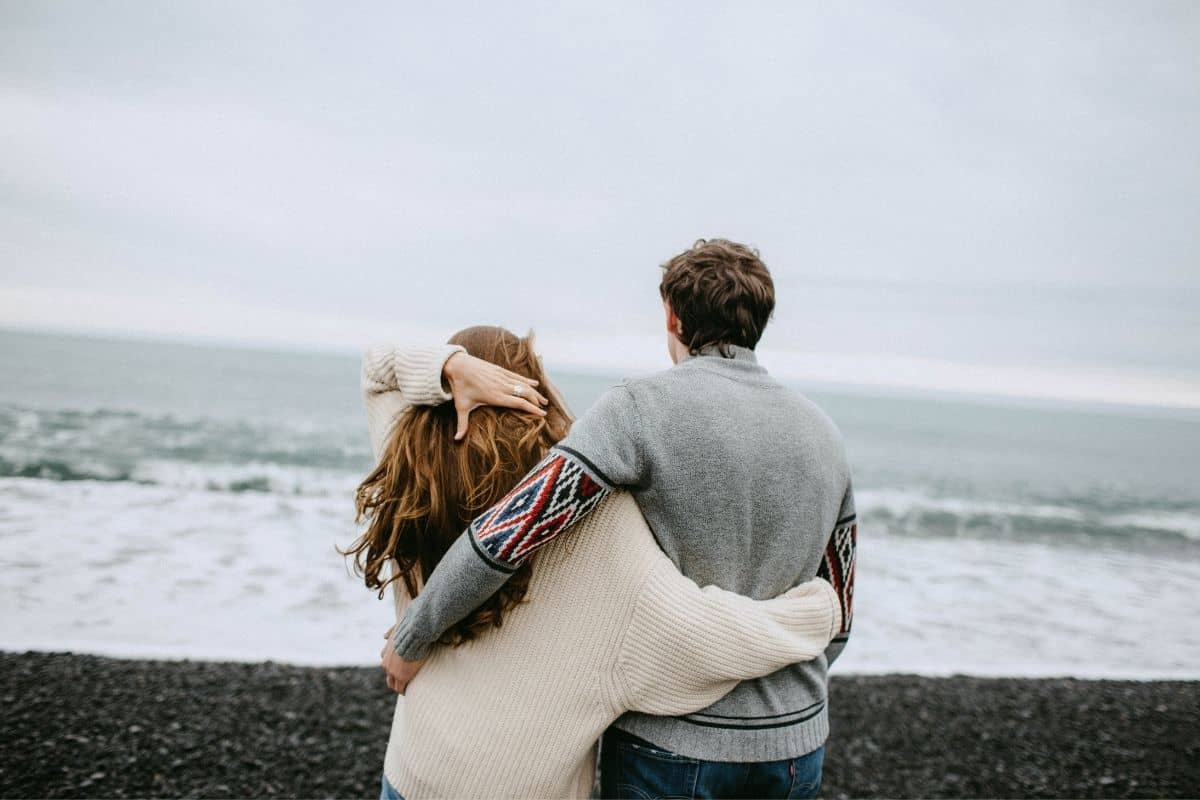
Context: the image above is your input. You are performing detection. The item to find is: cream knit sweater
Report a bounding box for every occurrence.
[361,343,842,800]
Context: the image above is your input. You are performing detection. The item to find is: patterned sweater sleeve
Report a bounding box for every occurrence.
[390,385,645,661]
[611,559,842,716]
[818,482,857,667]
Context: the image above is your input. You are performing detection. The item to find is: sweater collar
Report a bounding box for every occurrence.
[681,344,759,365]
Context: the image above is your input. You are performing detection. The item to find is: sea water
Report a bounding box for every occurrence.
[1,329,1198,677]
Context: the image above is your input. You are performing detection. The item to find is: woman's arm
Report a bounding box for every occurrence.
[362,342,549,458]
[360,343,466,460]
[611,558,841,716]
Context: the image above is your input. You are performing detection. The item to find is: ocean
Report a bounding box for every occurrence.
[1,329,1198,678]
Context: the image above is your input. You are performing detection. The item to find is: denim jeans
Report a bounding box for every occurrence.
[600,728,825,799]
[379,773,404,800]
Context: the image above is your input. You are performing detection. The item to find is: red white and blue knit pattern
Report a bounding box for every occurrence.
[470,448,611,568]
[818,516,856,635]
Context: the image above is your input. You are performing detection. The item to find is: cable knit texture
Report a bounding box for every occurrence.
[360,345,840,800]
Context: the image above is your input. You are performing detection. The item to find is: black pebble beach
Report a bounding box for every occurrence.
[1,652,1196,799]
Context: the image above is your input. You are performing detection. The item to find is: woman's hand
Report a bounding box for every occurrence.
[381,626,424,694]
[442,351,548,441]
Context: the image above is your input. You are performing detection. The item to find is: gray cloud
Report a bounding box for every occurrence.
[2,1,1198,359]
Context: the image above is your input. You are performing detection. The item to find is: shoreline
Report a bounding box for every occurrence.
[5,642,1197,683]
[1,651,1197,799]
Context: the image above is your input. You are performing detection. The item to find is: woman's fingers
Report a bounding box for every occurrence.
[515,397,548,416]
[500,368,544,396]
[486,379,546,408]
[502,367,539,387]
[450,363,550,442]
[454,404,473,442]
[496,374,547,406]
[524,386,549,406]
[496,392,547,416]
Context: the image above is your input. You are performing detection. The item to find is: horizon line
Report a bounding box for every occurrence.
[4,322,1200,419]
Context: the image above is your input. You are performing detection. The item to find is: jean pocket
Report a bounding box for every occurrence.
[786,747,825,799]
[603,734,699,799]
[618,738,697,764]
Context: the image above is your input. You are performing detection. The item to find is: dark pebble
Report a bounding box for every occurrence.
[1,652,1197,798]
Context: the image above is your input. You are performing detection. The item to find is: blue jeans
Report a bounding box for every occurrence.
[379,773,404,800]
[600,728,825,799]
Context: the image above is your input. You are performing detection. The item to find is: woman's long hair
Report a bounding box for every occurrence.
[344,326,572,645]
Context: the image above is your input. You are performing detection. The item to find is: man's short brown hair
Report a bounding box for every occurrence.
[659,238,775,355]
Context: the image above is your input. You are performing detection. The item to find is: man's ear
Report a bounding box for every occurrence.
[664,303,684,337]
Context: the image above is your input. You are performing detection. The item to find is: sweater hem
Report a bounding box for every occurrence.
[612,706,829,762]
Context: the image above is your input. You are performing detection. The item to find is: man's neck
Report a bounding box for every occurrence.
[682,344,758,363]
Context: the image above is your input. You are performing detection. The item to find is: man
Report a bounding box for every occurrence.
[385,239,856,799]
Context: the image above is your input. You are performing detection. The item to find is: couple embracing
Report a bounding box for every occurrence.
[344,239,857,800]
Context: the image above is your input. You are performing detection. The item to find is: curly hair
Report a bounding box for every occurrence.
[659,238,775,356]
[343,326,572,645]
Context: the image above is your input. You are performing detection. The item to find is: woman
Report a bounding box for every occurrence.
[345,326,841,800]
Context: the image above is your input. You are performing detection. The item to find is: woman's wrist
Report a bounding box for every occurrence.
[441,350,470,394]
[441,351,460,392]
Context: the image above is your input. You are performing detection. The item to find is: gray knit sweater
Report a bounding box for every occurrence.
[392,345,857,762]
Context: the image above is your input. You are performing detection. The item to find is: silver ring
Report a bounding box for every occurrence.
[512,383,525,398]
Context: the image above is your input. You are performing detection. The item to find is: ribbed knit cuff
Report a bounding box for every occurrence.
[783,579,841,647]
[823,581,842,644]
[390,618,432,661]
[362,342,465,406]
[397,344,465,406]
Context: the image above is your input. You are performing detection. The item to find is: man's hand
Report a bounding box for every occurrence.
[381,627,425,694]
[443,351,549,441]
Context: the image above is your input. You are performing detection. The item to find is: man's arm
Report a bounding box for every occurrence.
[388,384,647,664]
[818,483,857,667]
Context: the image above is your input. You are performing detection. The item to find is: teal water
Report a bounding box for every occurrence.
[1,329,1198,674]
[4,329,1196,548]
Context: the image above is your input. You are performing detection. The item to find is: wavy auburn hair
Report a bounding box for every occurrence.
[344,326,572,646]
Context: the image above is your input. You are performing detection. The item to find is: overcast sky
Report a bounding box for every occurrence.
[2,2,1198,402]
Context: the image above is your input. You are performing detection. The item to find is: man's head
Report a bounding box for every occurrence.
[659,238,775,363]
